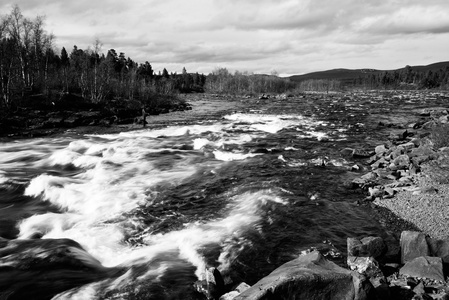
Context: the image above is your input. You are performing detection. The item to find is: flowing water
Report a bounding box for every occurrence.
[1,92,447,299]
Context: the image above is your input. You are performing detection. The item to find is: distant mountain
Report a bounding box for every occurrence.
[288,61,449,83]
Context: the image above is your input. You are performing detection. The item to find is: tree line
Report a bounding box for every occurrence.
[0,5,206,111]
[351,65,449,90]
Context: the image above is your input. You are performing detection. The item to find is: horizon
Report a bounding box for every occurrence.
[1,0,448,76]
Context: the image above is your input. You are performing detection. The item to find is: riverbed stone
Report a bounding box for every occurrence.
[235,251,372,300]
[399,256,444,282]
[400,231,429,264]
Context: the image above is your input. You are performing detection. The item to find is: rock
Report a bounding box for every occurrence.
[347,256,381,277]
[375,145,387,155]
[235,251,372,300]
[399,256,444,282]
[341,148,355,156]
[347,237,386,259]
[361,172,377,182]
[426,238,449,263]
[0,238,121,300]
[392,154,410,169]
[353,149,374,158]
[371,158,388,169]
[390,146,404,159]
[401,231,429,263]
[400,142,416,151]
[194,267,225,300]
[368,187,382,199]
[422,121,436,130]
[220,291,239,300]
[383,234,401,262]
[439,115,449,124]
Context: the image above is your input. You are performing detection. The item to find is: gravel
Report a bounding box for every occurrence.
[373,172,449,240]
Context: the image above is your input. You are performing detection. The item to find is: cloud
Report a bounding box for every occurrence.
[2,0,449,75]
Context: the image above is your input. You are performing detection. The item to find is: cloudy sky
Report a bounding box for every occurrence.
[2,0,449,76]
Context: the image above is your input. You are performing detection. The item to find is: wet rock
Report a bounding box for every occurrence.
[0,238,121,300]
[427,238,449,263]
[194,267,225,300]
[400,231,430,264]
[235,251,372,300]
[399,256,444,282]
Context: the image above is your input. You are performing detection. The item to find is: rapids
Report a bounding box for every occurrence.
[1,92,446,299]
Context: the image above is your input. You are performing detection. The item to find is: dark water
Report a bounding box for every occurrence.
[0,91,447,299]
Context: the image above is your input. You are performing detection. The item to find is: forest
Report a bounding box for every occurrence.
[1,5,449,114]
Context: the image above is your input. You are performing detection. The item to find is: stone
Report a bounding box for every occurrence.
[383,234,401,262]
[347,256,382,278]
[400,231,429,263]
[194,267,225,300]
[353,149,374,158]
[400,142,416,151]
[234,282,251,293]
[0,238,121,300]
[427,238,449,263]
[390,147,404,160]
[361,172,377,182]
[439,115,449,124]
[371,158,388,169]
[399,256,444,282]
[220,291,239,300]
[393,154,410,169]
[375,145,387,155]
[360,237,387,258]
[234,251,372,300]
[341,148,355,156]
[368,187,382,199]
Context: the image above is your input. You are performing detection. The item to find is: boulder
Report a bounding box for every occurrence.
[0,238,121,300]
[399,256,444,282]
[347,237,386,259]
[427,238,449,263]
[400,231,429,264]
[194,267,225,300]
[235,251,372,300]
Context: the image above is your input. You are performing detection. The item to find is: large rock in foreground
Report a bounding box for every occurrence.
[235,251,371,300]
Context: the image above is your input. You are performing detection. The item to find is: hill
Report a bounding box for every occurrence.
[288,61,449,84]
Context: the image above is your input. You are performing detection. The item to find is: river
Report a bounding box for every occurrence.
[1,92,447,299]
